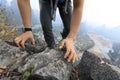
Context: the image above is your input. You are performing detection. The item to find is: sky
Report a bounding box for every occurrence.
[83,0,120,27]
[7,0,120,28]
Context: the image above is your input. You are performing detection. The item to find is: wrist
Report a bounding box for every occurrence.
[67,33,76,41]
[23,28,32,32]
[66,36,76,42]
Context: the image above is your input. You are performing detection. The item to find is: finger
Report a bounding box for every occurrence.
[14,37,21,44]
[20,40,26,49]
[14,37,20,41]
[68,51,74,62]
[75,54,78,61]
[64,49,70,58]
[31,37,35,45]
[59,40,65,49]
[72,54,76,63]
[14,37,21,42]
[15,39,21,47]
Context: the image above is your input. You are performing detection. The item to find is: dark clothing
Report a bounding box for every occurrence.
[58,0,65,3]
[50,0,69,20]
[39,0,72,47]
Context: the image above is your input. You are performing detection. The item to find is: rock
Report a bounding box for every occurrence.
[25,36,46,54]
[0,37,120,80]
[18,48,73,80]
[5,35,46,54]
[0,38,73,80]
[75,51,120,80]
[27,74,58,80]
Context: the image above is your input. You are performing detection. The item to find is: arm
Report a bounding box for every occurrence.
[14,0,35,48]
[68,0,84,40]
[18,0,31,27]
[59,0,84,63]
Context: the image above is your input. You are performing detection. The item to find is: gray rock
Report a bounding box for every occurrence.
[25,36,46,54]
[18,48,73,80]
[0,38,120,80]
[76,51,120,80]
[0,39,73,80]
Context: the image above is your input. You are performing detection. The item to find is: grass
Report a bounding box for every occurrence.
[0,7,19,41]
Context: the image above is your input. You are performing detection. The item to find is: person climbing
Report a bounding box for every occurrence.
[14,0,84,63]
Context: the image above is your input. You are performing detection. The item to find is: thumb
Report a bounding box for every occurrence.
[59,40,65,49]
[31,37,35,45]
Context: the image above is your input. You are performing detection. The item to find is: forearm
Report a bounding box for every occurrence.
[17,0,31,28]
[67,0,84,40]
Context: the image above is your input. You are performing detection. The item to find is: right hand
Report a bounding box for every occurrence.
[14,31,35,48]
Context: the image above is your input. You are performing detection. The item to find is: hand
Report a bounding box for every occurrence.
[59,37,78,63]
[14,31,35,48]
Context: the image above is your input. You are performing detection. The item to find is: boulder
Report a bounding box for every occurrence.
[75,51,120,80]
[0,39,73,80]
[0,38,120,80]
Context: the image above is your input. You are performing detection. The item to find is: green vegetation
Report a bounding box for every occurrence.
[23,64,35,78]
[23,71,31,78]
[0,7,19,41]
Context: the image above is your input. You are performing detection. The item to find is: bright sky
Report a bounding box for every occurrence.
[7,0,120,27]
[83,0,120,27]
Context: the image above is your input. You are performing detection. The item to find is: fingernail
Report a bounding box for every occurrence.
[59,46,62,49]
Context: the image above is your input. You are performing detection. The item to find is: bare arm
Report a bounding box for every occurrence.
[17,0,31,27]
[14,0,35,48]
[68,0,84,40]
[59,0,84,63]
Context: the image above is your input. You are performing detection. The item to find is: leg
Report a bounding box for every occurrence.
[58,1,72,39]
[39,0,55,47]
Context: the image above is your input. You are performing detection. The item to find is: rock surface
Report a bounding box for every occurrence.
[0,38,120,80]
[0,38,73,80]
[75,51,120,80]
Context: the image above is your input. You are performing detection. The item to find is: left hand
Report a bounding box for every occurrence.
[59,37,78,63]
